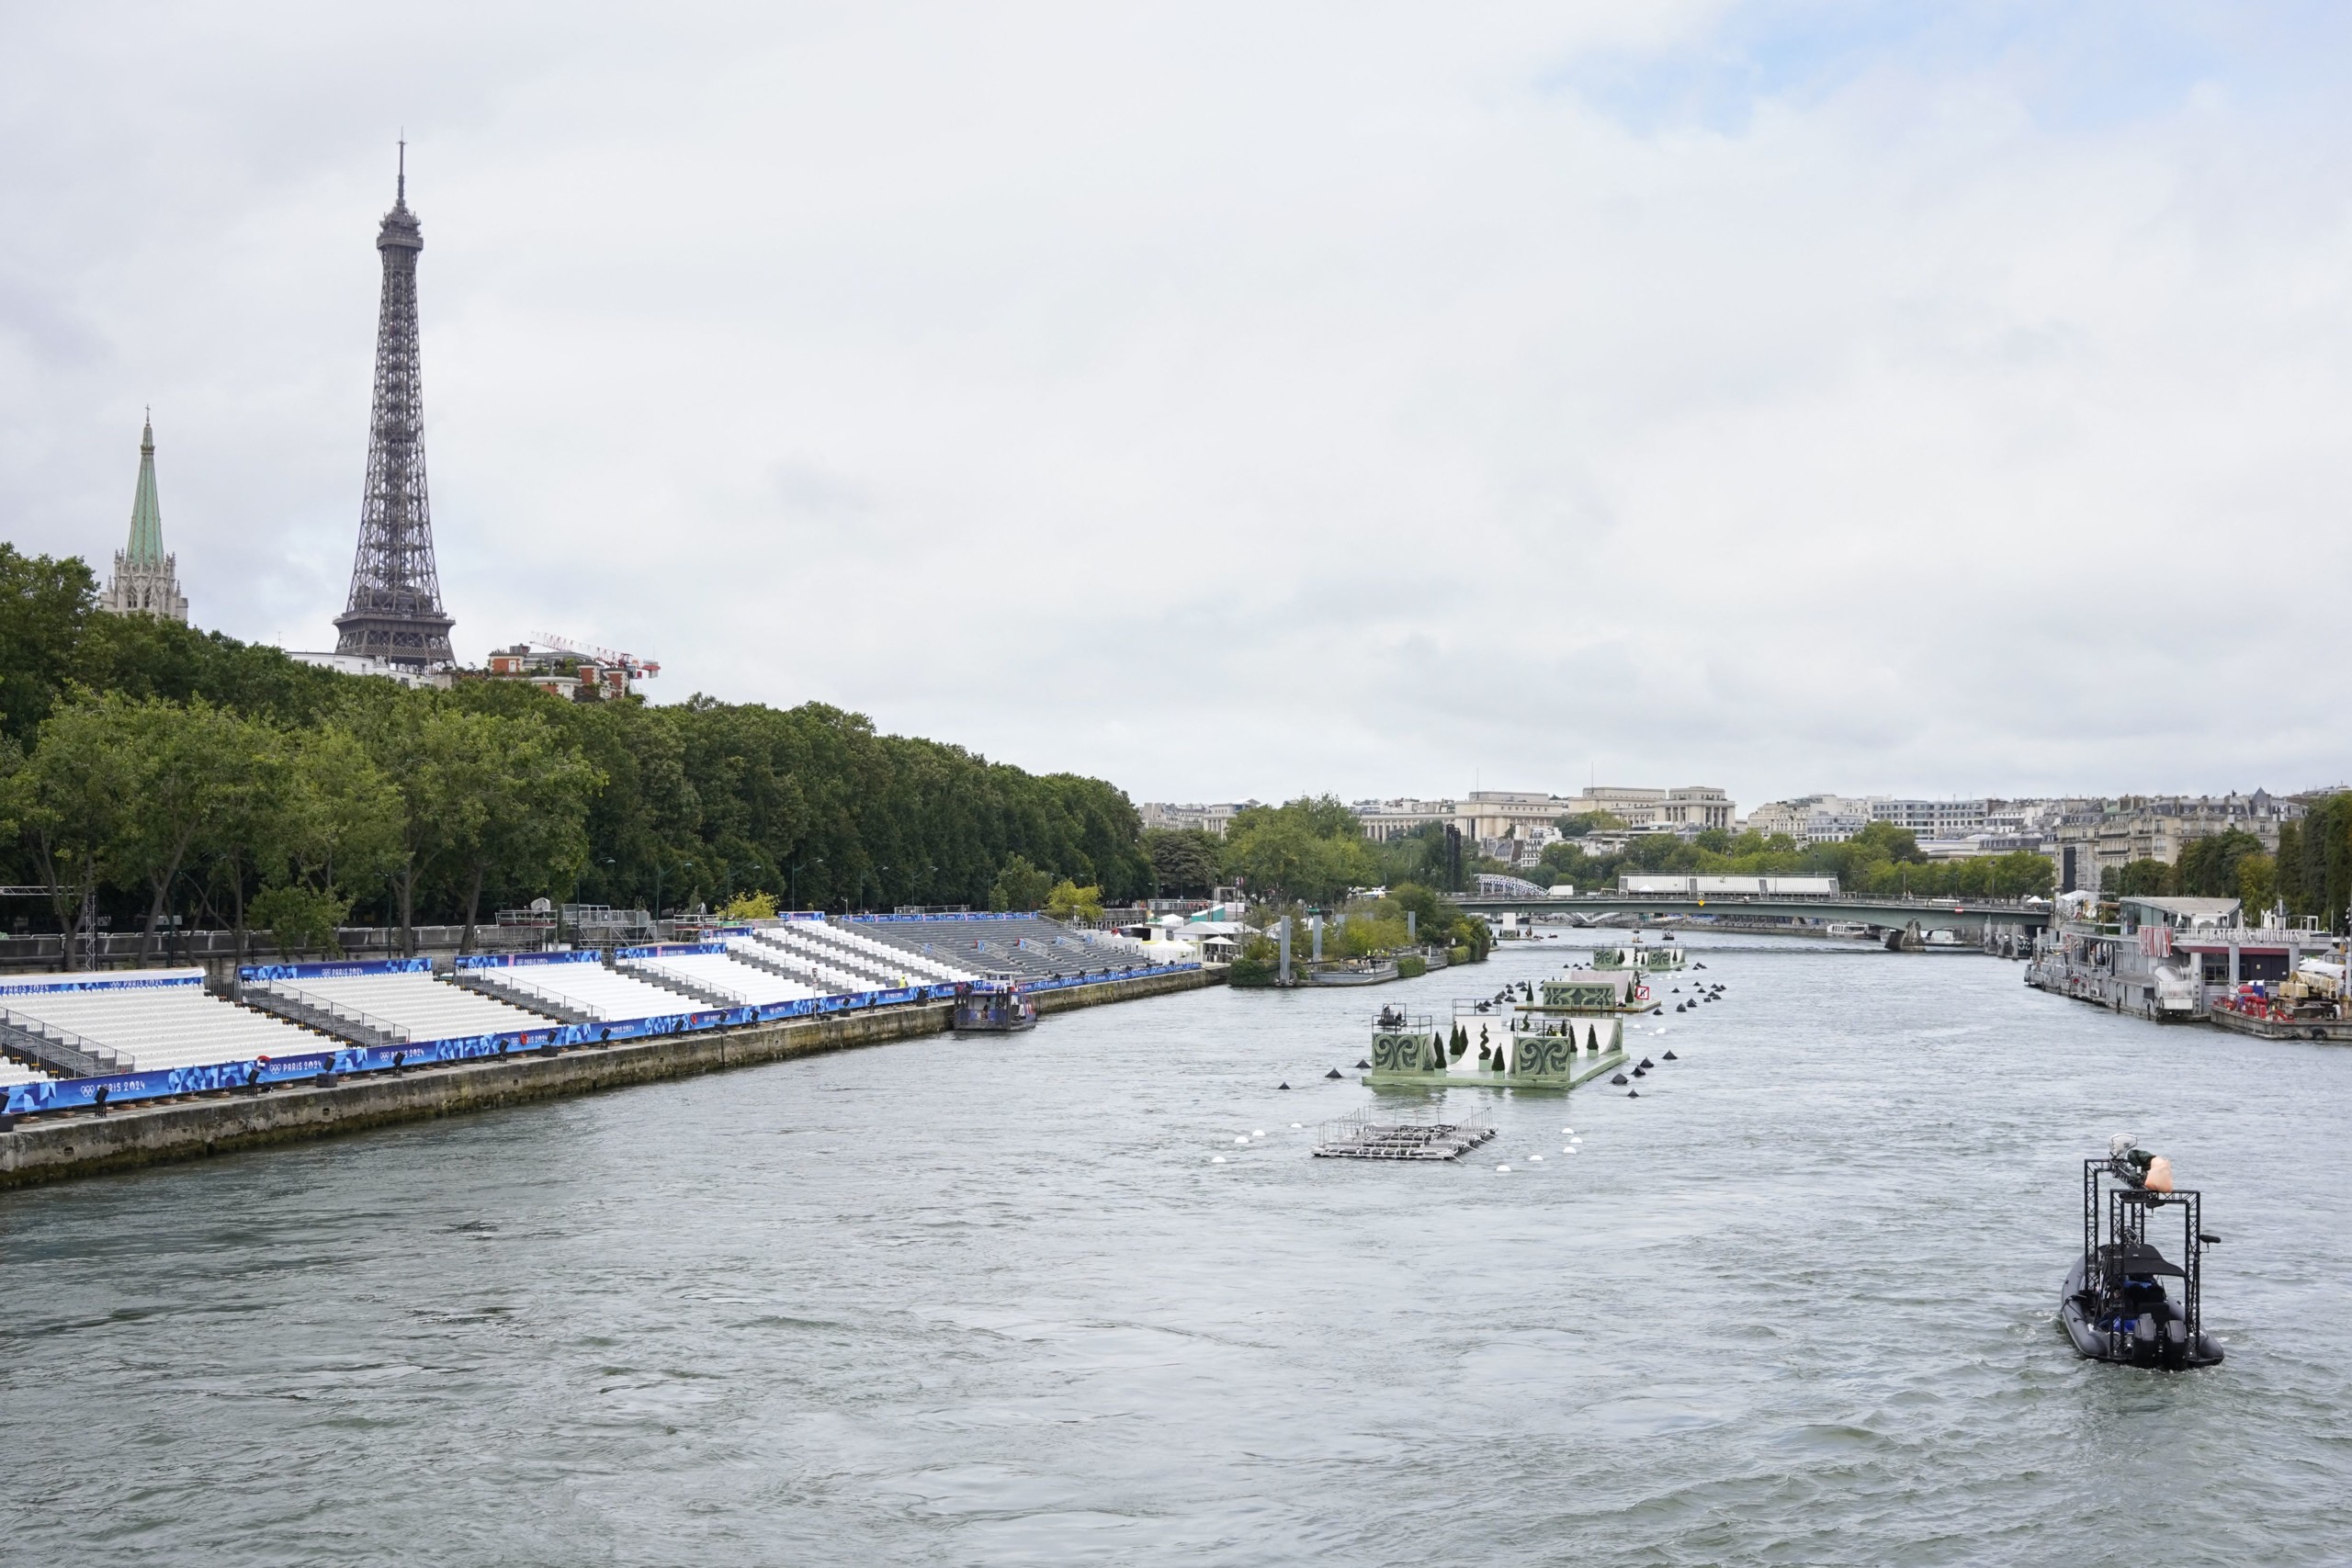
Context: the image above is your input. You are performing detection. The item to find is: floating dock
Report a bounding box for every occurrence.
[1312,1114,1495,1160]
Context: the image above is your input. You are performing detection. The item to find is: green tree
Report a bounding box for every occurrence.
[2176,829,2266,899]
[2237,853,2278,920]
[447,713,602,951]
[0,547,96,746]
[2108,859,2174,897]
[5,694,146,967]
[1044,878,1105,924]
[1224,797,1376,905]
[1375,821,1462,891]
[99,696,261,964]
[1145,829,1223,898]
[2279,796,2352,931]
[989,854,1055,912]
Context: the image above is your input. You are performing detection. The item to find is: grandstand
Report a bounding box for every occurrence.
[620,948,821,1008]
[0,970,326,1073]
[851,917,1154,982]
[746,923,973,990]
[246,968,554,1047]
[462,960,699,1023]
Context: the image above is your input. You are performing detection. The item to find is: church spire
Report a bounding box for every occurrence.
[101,411,188,623]
[126,409,164,564]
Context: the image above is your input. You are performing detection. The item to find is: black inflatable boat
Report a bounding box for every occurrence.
[2059,1141,2223,1371]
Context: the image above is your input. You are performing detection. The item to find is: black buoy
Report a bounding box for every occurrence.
[1632,1066,1646,1077]
[1638,1057,1654,1069]
[1278,1081,1291,1090]
[1355,1059,1371,1070]
[1662,1050,1678,1061]
[1325,1067,1344,1079]
[1610,1072,1628,1085]
[1628,1089,1640,1098]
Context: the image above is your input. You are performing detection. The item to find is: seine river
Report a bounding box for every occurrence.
[6,934,2350,1565]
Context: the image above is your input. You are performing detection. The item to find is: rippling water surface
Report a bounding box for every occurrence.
[6,936,2351,1564]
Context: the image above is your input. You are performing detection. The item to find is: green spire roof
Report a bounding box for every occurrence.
[126,413,164,565]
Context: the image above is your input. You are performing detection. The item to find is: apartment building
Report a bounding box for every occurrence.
[1138,801,1261,837]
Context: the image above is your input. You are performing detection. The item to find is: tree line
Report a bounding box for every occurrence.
[0,546,1152,963]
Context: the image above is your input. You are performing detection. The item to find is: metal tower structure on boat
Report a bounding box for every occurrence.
[334,141,455,669]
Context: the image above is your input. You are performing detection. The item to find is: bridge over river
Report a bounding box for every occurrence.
[1453,892,2052,942]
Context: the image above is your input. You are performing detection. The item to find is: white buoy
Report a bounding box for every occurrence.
[1290,1122,1303,1130]
[1497,1165,1511,1172]
[1253,1129,1265,1137]
[1564,1147,1577,1155]
[1212,1156,1226,1164]
[1529,1154,1543,1162]
[1233,1135,1250,1145]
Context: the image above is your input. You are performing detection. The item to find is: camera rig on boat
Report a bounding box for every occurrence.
[2060,1142,2222,1370]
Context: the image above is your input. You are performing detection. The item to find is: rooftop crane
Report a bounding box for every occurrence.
[528,630,660,680]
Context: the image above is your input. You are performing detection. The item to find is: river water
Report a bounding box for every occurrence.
[5,934,2350,1565]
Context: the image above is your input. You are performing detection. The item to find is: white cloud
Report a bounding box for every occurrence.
[4,2,2347,808]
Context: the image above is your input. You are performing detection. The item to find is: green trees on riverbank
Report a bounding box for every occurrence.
[0,546,1150,955]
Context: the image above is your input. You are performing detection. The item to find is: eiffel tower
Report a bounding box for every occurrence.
[334,143,455,668]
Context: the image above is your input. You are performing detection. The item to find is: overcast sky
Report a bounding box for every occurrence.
[5,3,2348,812]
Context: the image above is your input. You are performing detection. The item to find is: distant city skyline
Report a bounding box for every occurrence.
[5,6,2349,802]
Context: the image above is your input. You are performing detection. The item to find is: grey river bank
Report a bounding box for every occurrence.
[5,935,2349,1565]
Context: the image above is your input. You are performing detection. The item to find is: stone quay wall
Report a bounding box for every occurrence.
[0,966,1219,1190]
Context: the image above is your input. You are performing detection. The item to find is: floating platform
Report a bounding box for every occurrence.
[1365,1007,1629,1091]
[2204,1008,2352,1044]
[1312,1116,1496,1160]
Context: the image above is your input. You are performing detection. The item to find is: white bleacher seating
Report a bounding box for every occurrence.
[808,921,979,982]
[254,971,552,1043]
[852,917,1156,981]
[624,950,820,1007]
[1,1057,57,1088]
[469,963,695,1022]
[747,930,891,993]
[0,970,327,1071]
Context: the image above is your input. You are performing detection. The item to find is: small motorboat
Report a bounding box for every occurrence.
[953,982,1038,1035]
[2059,1135,2223,1370]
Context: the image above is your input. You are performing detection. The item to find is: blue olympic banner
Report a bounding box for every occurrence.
[239,956,434,984]
[1014,962,1201,994]
[843,911,1040,924]
[614,942,730,960]
[451,950,601,971]
[0,969,203,998]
